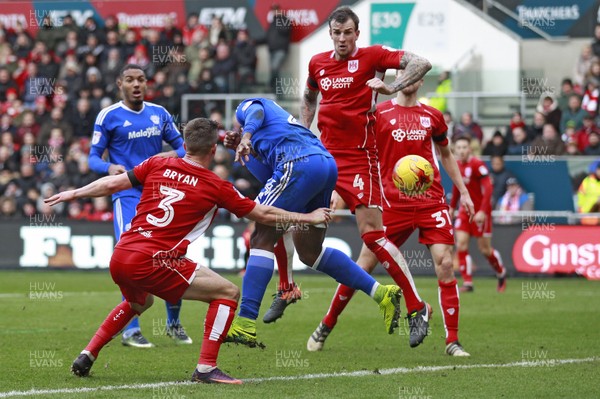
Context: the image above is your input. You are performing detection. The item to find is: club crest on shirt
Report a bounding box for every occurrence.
[348,60,359,73]
[150,115,160,124]
[420,116,431,128]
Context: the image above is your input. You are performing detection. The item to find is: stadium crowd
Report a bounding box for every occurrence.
[0,13,599,220]
[0,12,285,220]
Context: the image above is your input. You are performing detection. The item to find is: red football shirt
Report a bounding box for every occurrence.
[451,157,492,214]
[117,156,256,257]
[307,45,404,150]
[375,99,449,208]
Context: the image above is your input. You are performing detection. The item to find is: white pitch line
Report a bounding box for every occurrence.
[0,357,597,398]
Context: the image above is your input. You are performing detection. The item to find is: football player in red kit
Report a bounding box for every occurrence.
[45,118,332,384]
[302,6,434,346]
[307,72,475,356]
[450,136,507,293]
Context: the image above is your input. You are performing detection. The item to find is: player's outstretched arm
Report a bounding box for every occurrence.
[388,51,432,94]
[44,173,133,206]
[301,86,319,129]
[437,143,475,219]
[247,204,332,227]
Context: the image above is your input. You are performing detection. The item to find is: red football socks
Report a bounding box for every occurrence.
[85,301,138,359]
[362,230,423,313]
[457,250,473,285]
[198,299,237,367]
[487,249,505,275]
[322,284,356,329]
[438,279,460,344]
[274,235,294,291]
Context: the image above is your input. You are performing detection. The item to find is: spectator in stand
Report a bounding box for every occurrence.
[71,157,98,189]
[49,160,70,192]
[592,24,600,58]
[526,111,546,141]
[577,163,600,214]
[528,123,566,156]
[126,45,153,77]
[86,196,113,222]
[32,96,50,126]
[496,177,533,224]
[70,98,95,139]
[13,32,33,60]
[38,51,59,80]
[504,111,526,139]
[0,196,19,219]
[182,13,208,47]
[560,94,588,133]
[265,4,291,93]
[196,69,218,94]
[582,77,599,117]
[35,16,63,52]
[1,116,16,137]
[208,16,231,48]
[536,93,562,131]
[557,78,576,112]
[572,115,599,152]
[584,131,600,156]
[100,48,123,97]
[506,126,531,155]
[164,47,189,87]
[16,111,40,145]
[61,60,83,98]
[566,139,581,155]
[122,29,138,60]
[102,31,122,62]
[0,143,19,173]
[482,130,507,157]
[80,17,105,44]
[489,155,515,208]
[22,63,50,109]
[77,34,105,63]
[15,163,38,194]
[234,30,257,91]
[453,112,483,143]
[212,43,236,93]
[143,29,164,68]
[429,71,451,113]
[188,46,214,86]
[160,16,182,47]
[39,107,73,145]
[55,30,79,59]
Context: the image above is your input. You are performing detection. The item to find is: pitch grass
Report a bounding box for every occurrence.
[0,271,598,398]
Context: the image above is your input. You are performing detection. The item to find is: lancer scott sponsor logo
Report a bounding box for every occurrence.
[513,226,600,279]
[128,126,161,140]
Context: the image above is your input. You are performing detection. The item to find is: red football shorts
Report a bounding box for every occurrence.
[383,203,455,246]
[110,247,199,305]
[329,147,383,212]
[454,210,492,237]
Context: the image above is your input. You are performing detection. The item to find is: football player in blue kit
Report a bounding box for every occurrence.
[224,98,403,346]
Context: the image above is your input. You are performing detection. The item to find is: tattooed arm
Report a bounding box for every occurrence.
[367,51,432,95]
[301,86,319,129]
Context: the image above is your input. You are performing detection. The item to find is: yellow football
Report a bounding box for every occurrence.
[392,155,434,195]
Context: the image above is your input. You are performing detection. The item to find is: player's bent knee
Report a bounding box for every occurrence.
[224,283,240,302]
[298,249,320,267]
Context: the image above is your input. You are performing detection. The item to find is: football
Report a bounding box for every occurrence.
[392,155,434,195]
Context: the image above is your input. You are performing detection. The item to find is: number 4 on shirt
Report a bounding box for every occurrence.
[353,174,364,191]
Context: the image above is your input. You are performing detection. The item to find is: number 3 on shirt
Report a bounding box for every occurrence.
[431,210,452,228]
[147,185,185,227]
[353,174,364,192]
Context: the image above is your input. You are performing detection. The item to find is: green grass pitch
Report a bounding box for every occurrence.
[0,271,598,398]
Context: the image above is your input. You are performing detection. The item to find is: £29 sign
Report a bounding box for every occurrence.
[513,226,600,280]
